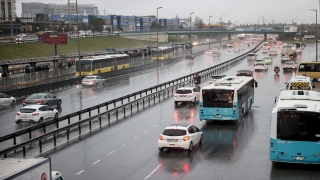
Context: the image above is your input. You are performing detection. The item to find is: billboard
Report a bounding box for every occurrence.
[44,34,68,44]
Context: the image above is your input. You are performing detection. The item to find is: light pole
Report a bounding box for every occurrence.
[292,18,296,25]
[156,7,162,61]
[258,16,264,29]
[209,15,212,49]
[189,12,194,54]
[310,9,318,61]
[76,0,82,76]
[219,14,225,47]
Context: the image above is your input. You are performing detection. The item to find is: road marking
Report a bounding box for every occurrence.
[107,151,114,155]
[93,159,100,165]
[144,164,161,179]
[143,130,147,133]
[82,96,98,101]
[119,87,129,91]
[133,136,137,139]
[152,124,157,127]
[76,170,84,175]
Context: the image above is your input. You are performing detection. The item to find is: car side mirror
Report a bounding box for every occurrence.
[254,81,258,88]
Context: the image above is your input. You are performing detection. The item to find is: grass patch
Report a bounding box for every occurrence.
[0,36,166,61]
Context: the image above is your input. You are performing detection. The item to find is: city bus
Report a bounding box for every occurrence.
[151,46,174,60]
[298,61,320,79]
[75,54,130,76]
[199,76,257,121]
[270,90,320,164]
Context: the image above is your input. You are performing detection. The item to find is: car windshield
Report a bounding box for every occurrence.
[20,109,37,113]
[285,62,293,65]
[202,90,234,108]
[237,71,252,76]
[248,54,255,56]
[256,63,265,66]
[27,94,43,99]
[84,76,95,79]
[277,111,320,141]
[163,129,187,136]
[176,89,192,94]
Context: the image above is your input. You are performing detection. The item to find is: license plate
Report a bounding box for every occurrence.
[180,95,186,97]
[167,139,178,142]
[214,115,222,118]
[294,157,304,161]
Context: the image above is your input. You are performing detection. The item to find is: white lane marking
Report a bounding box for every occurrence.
[152,124,157,127]
[122,144,126,146]
[144,164,161,179]
[107,151,114,155]
[119,87,129,91]
[76,170,84,175]
[82,96,98,101]
[133,136,137,139]
[143,130,147,133]
[93,159,100,165]
[0,109,15,113]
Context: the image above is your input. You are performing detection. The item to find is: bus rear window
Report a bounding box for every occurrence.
[277,111,320,142]
[202,90,234,108]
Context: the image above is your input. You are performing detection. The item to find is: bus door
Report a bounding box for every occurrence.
[237,91,243,118]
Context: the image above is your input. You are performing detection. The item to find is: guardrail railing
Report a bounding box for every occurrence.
[0,41,263,158]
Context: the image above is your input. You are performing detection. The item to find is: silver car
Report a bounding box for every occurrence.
[82,75,106,87]
[0,93,16,107]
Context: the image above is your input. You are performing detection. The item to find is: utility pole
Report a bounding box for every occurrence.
[76,0,82,75]
[68,0,71,32]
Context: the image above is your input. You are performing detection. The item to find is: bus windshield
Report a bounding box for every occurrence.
[202,90,234,108]
[277,111,320,142]
[76,60,92,71]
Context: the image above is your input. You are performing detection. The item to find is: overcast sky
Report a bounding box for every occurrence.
[16,0,318,24]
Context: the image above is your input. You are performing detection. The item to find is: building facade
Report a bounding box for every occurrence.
[0,0,16,22]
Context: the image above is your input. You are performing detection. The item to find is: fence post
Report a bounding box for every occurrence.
[108,113,111,126]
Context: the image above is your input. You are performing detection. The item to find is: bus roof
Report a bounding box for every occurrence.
[203,76,253,91]
[299,61,320,64]
[275,90,320,112]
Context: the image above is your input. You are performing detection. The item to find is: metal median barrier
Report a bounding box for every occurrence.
[0,41,263,158]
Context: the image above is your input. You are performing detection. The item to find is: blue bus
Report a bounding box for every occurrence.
[270,90,320,164]
[199,76,257,121]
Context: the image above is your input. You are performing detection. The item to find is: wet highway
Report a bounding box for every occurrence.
[0,39,241,138]
[49,43,320,179]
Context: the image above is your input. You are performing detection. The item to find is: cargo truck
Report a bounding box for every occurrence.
[0,157,63,180]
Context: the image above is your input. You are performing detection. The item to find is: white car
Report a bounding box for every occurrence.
[205,50,213,54]
[212,48,220,56]
[247,53,257,60]
[15,105,59,124]
[281,55,290,63]
[174,87,200,105]
[268,49,278,56]
[261,48,268,53]
[82,75,106,87]
[158,123,203,151]
[283,61,297,71]
[0,93,16,107]
[254,62,268,71]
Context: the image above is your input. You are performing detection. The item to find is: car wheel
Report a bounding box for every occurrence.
[158,147,164,151]
[38,117,43,123]
[11,100,15,107]
[15,121,21,125]
[58,100,61,107]
[54,113,58,120]
[175,101,178,105]
[188,142,193,152]
[200,135,203,145]
[193,98,196,105]
[96,82,99,87]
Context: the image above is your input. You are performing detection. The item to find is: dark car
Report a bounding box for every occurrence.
[23,93,61,107]
[236,70,253,77]
[106,47,116,52]
[185,54,194,60]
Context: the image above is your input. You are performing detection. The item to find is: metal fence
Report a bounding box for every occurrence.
[0,41,263,158]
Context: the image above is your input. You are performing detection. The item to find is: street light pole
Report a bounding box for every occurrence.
[310,9,318,61]
[190,12,194,55]
[156,7,162,61]
[76,0,82,75]
[219,14,225,47]
[209,15,212,49]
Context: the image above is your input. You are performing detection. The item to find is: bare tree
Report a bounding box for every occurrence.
[194,16,204,29]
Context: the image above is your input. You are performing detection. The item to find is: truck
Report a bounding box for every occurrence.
[280,44,296,63]
[0,157,63,180]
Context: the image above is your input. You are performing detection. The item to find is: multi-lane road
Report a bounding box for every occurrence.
[42,43,320,179]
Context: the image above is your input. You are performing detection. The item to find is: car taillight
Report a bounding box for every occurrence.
[183,136,190,141]
[36,100,43,103]
[159,135,163,140]
[32,113,39,116]
[23,100,26,103]
[174,93,177,97]
[91,80,96,82]
[16,112,20,116]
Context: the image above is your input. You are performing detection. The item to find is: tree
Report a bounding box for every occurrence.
[150,21,164,30]
[179,24,184,29]
[194,16,204,29]
[90,17,106,32]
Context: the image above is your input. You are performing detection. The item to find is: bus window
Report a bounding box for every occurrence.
[316,64,320,72]
[307,64,315,71]
[298,64,305,71]
[202,90,234,108]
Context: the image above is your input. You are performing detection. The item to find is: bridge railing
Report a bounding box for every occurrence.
[0,41,263,158]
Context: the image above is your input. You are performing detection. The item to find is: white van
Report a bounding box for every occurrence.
[247,53,257,60]
[285,76,315,90]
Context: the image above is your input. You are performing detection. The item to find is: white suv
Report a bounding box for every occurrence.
[158,123,203,151]
[174,87,200,105]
